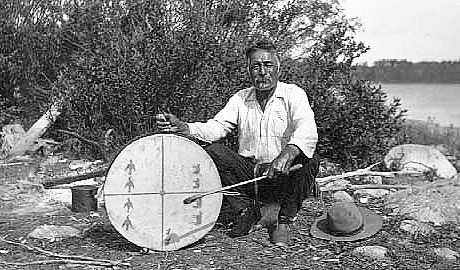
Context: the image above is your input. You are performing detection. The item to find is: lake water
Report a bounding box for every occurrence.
[380,83,460,127]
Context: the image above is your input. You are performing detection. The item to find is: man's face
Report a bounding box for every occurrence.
[247,49,280,92]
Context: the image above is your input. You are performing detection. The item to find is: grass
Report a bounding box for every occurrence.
[397,118,460,155]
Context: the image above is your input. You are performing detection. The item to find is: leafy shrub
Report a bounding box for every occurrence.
[1,0,405,169]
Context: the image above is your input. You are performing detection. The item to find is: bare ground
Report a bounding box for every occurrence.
[1,194,460,270]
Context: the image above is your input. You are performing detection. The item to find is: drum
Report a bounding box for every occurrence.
[104,134,222,251]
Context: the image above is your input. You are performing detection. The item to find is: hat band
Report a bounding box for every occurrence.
[327,223,364,237]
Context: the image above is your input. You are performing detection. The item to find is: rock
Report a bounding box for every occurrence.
[362,175,383,185]
[433,247,459,261]
[384,144,457,179]
[352,246,389,260]
[399,220,436,236]
[385,177,460,225]
[28,225,81,241]
[354,189,390,198]
[333,191,354,202]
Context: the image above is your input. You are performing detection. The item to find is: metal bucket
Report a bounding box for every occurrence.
[71,185,98,212]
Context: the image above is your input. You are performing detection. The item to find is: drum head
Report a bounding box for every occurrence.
[104,134,222,251]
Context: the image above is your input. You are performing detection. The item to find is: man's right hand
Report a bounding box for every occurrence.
[155,113,190,135]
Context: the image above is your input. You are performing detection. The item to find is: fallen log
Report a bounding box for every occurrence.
[8,102,61,158]
[41,163,109,188]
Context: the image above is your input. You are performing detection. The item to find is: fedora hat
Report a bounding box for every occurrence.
[310,201,382,241]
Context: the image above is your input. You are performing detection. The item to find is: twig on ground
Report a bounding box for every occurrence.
[0,238,130,267]
[320,184,410,192]
[0,259,115,267]
[316,162,423,187]
[321,258,340,263]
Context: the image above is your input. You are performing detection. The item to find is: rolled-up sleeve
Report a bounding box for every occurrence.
[188,95,239,143]
[287,87,318,158]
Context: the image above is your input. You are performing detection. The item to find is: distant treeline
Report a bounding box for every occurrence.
[353,59,460,83]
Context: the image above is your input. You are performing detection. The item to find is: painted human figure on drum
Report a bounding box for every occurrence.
[155,39,319,246]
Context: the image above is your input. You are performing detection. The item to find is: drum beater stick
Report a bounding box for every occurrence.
[183,164,302,204]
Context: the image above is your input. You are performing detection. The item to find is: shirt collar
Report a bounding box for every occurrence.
[244,82,285,102]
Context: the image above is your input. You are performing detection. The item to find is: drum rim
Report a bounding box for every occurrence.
[103,133,222,251]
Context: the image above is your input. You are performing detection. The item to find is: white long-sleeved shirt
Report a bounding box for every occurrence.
[188,82,318,162]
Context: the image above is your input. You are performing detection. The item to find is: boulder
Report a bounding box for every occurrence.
[385,177,460,225]
[384,144,457,179]
[352,246,389,260]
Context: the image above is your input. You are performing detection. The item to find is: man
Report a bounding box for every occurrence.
[156,39,319,246]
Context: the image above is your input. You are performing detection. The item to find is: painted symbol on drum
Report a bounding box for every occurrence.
[163,222,215,246]
[192,178,200,189]
[193,198,202,208]
[124,159,136,192]
[122,215,134,231]
[123,198,133,212]
[164,228,180,246]
[192,164,200,174]
[192,211,203,225]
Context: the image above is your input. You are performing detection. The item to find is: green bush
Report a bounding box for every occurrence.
[0,0,405,169]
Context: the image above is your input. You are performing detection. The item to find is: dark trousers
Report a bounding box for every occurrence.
[204,143,319,221]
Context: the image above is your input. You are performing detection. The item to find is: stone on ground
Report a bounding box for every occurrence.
[352,246,389,260]
[384,144,457,179]
[28,225,81,241]
[354,189,390,198]
[333,191,354,202]
[399,220,436,236]
[433,247,459,261]
[385,177,460,225]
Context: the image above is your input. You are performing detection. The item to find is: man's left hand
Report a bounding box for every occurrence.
[267,144,301,179]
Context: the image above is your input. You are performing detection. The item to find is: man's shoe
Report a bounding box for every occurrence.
[269,223,292,247]
[228,205,261,237]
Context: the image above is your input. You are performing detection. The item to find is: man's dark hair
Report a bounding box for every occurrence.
[245,39,279,60]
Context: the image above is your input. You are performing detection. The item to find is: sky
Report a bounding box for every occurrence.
[340,0,460,65]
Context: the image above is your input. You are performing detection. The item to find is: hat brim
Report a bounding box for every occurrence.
[310,207,382,242]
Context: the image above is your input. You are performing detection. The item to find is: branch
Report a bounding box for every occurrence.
[0,259,120,267]
[316,162,423,187]
[0,238,130,267]
[320,184,410,192]
[56,129,108,162]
